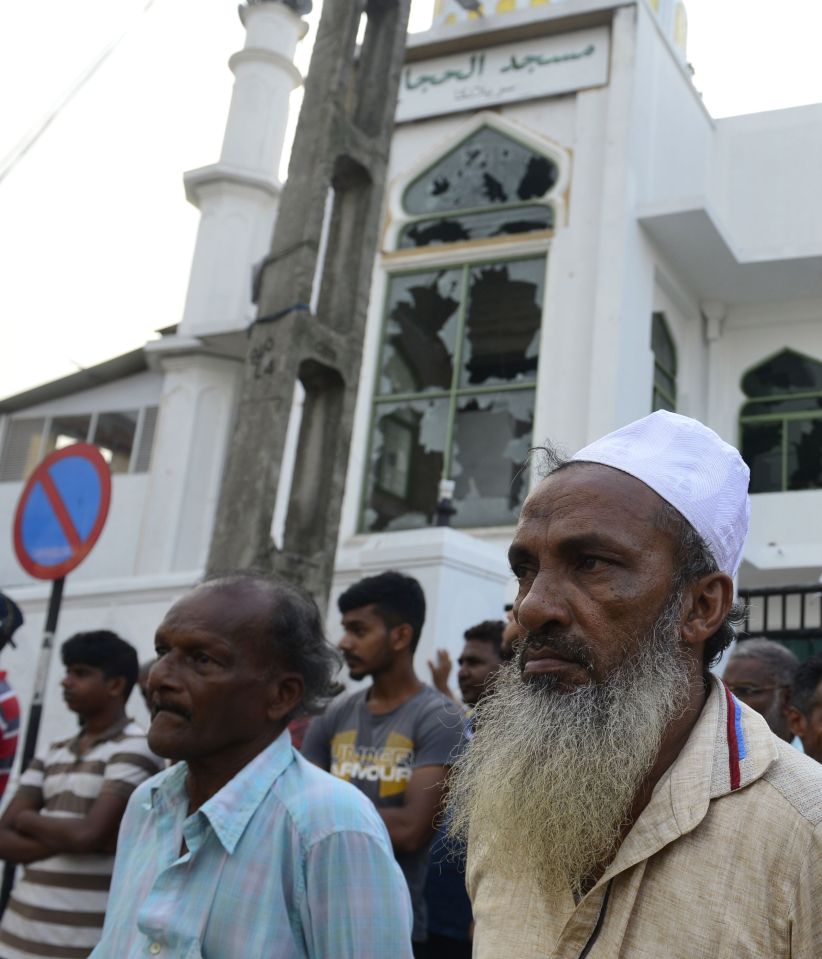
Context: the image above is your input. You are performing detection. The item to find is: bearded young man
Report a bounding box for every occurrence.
[447,411,822,958]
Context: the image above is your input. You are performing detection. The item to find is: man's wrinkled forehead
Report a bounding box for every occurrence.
[161,582,271,642]
[510,463,683,569]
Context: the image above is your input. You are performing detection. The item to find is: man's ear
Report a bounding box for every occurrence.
[785,704,807,741]
[389,623,414,654]
[266,673,304,723]
[680,572,734,650]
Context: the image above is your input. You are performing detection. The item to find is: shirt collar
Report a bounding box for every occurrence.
[151,729,296,855]
[67,715,132,754]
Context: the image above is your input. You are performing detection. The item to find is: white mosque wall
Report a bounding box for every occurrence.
[713,106,822,262]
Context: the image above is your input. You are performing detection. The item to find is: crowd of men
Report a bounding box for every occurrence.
[0,409,820,957]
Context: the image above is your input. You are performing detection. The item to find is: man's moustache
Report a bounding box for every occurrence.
[518,631,595,672]
[151,699,192,721]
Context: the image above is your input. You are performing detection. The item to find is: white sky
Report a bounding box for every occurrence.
[2,0,822,400]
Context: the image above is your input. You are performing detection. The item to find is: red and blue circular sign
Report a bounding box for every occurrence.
[13,444,111,580]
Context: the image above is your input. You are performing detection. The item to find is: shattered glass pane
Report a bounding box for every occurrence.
[450,390,534,527]
[742,349,822,398]
[378,271,461,395]
[364,398,449,531]
[743,396,822,417]
[403,126,559,214]
[461,259,543,386]
[787,419,822,490]
[741,421,783,493]
[398,206,554,248]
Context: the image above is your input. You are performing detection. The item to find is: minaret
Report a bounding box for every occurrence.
[178,0,309,338]
[136,1,309,576]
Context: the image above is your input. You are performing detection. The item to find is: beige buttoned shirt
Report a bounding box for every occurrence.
[468,676,822,958]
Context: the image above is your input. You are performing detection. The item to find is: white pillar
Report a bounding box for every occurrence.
[178,1,308,339]
[135,345,244,576]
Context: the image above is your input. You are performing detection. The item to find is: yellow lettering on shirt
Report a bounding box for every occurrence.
[328,730,415,798]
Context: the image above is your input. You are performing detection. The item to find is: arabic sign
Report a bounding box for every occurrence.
[397,26,609,123]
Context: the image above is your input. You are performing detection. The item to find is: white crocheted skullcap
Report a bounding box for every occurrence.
[570,410,751,577]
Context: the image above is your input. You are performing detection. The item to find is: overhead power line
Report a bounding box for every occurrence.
[0,0,159,187]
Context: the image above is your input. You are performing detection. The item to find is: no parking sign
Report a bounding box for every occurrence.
[9,443,111,764]
[14,443,111,580]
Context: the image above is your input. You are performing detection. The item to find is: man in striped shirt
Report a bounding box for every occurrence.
[0,631,162,959]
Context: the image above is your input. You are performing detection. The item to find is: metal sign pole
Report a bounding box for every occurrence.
[20,576,65,770]
[0,576,65,919]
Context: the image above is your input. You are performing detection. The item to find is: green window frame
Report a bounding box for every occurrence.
[360,255,545,532]
[651,312,677,413]
[739,349,822,493]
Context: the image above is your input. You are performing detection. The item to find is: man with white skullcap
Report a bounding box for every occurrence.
[446,411,821,958]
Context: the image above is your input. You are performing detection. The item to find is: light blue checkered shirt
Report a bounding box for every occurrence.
[91,730,413,958]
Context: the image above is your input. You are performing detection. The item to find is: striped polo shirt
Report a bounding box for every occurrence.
[0,718,162,959]
[0,673,20,800]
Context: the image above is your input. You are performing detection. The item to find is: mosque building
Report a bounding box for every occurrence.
[1,0,820,749]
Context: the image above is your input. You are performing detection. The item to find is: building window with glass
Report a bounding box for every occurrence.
[360,120,564,532]
[360,118,567,532]
[363,259,544,532]
[0,406,159,483]
[739,349,822,493]
[651,312,677,413]
[397,125,559,250]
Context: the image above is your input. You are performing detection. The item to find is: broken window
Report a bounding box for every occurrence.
[378,270,461,395]
[400,125,559,248]
[740,349,822,493]
[399,206,554,248]
[363,257,544,531]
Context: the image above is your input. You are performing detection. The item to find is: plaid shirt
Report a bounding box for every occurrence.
[91,731,413,958]
[468,676,822,958]
[0,672,19,800]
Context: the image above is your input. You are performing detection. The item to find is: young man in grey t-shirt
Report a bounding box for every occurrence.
[302,571,463,955]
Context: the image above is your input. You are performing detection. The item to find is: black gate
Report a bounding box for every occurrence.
[737,584,822,661]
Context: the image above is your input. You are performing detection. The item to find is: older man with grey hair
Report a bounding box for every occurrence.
[91,575,413,959]
[447,411,822,958]
[723,637,799,741]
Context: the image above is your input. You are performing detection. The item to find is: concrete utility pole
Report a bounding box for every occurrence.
[207,0,413,604]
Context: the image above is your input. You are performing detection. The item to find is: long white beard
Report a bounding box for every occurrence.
[446,598,692,899]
